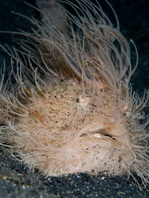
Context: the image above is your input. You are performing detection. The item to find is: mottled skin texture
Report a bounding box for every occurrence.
[5,78,134,176]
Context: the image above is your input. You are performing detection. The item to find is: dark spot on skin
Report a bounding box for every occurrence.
[80,133,87,137]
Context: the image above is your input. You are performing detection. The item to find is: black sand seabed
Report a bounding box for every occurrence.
[0,0,149,197]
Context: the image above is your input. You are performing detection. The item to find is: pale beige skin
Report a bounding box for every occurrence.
[0,0,149,187]
[7,79,134,176]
